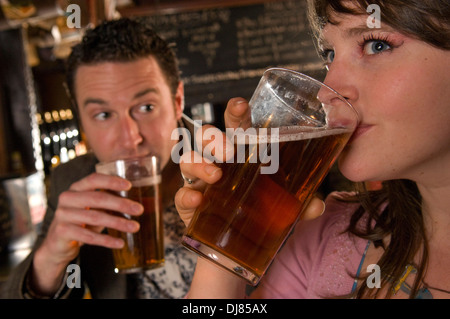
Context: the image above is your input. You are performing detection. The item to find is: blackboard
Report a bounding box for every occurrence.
[146,0,326,106]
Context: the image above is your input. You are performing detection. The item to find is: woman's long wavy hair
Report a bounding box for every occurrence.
[307,0,450,298]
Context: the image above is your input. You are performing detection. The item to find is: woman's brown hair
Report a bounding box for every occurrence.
[307,0,450,298]
[308,0,450,50]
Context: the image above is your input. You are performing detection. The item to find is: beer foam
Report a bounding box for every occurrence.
[233,127,352,144]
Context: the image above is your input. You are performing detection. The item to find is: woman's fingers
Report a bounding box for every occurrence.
[177,150,224,226]
[224,98,252,129]
[179,151,223,188]
[300,197,326,221]
[194,124,234,163]
[174,187,204,226]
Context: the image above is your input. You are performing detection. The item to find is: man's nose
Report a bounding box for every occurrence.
[119,115,143,150]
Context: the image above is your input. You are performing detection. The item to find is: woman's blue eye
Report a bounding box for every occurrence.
[365,40,391,55]
[326,50,335,63]
[320,49,334,65]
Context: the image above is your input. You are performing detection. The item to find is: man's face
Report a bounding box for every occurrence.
[74,57,183,168]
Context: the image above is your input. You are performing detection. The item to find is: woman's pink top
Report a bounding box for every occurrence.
[252,192,370,299]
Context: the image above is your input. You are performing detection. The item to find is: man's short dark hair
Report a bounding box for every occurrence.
[66,17,180,105]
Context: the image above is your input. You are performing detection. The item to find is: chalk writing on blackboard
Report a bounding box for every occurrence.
[146,0,325,104]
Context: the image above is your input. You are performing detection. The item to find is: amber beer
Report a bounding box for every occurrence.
[96,156,164,274]
[107,178,164,273]
[182,126,352,284]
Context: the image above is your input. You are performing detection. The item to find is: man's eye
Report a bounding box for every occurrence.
[364,40,392,55]
[138,104,155,113]
[94,112,111,121]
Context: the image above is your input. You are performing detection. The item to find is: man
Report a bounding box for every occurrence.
[1,17,197,299]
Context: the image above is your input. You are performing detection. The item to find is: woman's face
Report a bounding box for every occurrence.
[319,11,450,185]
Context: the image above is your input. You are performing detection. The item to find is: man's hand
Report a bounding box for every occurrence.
[31,172,143,296]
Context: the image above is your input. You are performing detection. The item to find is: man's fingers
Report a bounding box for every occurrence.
[59,207,140,233]
[59,190,143,217]
[69,173,131,193]
[58,223,125,249]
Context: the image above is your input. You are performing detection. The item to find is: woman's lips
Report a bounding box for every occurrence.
[348,124,372,144]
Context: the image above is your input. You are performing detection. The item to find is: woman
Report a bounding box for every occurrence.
[175,0,450,298]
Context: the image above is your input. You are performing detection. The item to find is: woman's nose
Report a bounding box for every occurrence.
[317,64,360,128]
[321,59,359,103]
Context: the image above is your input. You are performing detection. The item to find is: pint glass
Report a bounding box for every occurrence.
[182,68,359,285]
[96,155,164,273]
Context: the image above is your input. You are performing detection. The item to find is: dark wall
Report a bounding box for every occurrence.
[0,28,35,176]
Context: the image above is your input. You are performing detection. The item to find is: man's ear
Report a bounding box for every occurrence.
[174,81,184,120]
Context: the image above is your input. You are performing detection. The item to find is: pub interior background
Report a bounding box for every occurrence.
[0,0,353,290]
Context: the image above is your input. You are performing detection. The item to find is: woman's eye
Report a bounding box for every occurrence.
[321,50,335,63]
[364,40,391,55]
